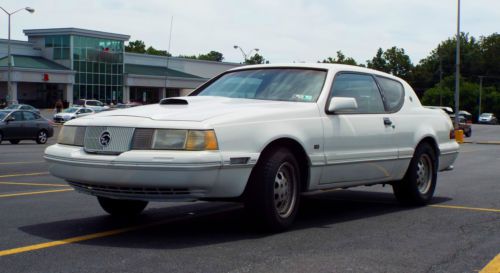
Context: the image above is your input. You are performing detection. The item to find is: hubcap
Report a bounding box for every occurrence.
[38,132,47,143]
[416,154,433,194]
[273,162,296,218]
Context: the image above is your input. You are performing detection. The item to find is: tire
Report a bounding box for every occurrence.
[97,196,148,217]
[0,132,3,144]
[244,147,301,232]
[392,142,437,205]
[9,140,20,144]
[36,130,48,144]
[465,129,471,137]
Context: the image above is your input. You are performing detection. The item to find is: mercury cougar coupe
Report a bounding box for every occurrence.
[45,64,459,231]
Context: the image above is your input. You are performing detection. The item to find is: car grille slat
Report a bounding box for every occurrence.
[84,126,134,154]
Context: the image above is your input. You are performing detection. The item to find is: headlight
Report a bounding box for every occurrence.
[58,126,86,146]
[150,129,218,151]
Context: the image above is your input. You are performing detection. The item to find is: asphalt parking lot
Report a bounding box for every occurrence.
[0,124,499,273]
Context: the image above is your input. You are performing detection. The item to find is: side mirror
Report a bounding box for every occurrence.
[328,97,358,112]
[6,116,15,122]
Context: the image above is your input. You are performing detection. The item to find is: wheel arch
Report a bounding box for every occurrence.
[415,136,440,159]
[255,137,311,192]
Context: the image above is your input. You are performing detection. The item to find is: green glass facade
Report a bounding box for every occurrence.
[45,35,124,103]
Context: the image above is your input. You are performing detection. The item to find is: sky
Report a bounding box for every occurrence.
[1,0,499,64]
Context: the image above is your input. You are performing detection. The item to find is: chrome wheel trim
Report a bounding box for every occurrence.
[38,131,47,143]
[273,162,297,218]
[416,153,433,194]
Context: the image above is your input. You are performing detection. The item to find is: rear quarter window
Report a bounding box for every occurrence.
[376,76,404,112]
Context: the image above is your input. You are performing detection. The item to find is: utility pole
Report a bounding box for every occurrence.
[478,76,484,118]
[454,0,461,127]
[439,57,443,106]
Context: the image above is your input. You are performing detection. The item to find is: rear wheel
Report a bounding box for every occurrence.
[465,129,471,137]
[393,143,437,205]
[244,147,301,232]
[36,130,48,144]
[97,196,148,217]
[9,140,20,144]
[0,132,3,144]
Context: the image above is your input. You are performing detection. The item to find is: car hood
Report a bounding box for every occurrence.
[82,96,318,123]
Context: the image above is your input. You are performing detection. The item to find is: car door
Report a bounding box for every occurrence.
[22,111,40,138]
[320,72,398,185]
[4,111,26,139]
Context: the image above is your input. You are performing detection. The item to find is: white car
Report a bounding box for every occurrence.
[53,107,95,123]
[74,99,109,112]
[45,64,459,231]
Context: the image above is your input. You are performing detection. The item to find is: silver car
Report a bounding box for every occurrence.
[53,107,95,123]
[478,113,498,124]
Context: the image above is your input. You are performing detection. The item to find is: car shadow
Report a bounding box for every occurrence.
[18,190,452,250]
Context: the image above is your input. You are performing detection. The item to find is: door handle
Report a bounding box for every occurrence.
[383,117,392,126]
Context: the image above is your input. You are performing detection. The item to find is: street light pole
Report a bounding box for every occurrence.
[233,45,259,62]
[454,0,461,127]
[0,6,35,105]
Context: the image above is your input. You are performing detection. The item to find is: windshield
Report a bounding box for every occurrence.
[195,68,327,102]
[5,105,19,110]
[63,107,79,113]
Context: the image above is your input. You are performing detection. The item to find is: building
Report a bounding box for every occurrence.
[0,28,240,107]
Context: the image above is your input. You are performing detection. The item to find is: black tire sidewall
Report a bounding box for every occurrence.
[245,147,301,231]
[97,196,148,217]
[394,143,437,205]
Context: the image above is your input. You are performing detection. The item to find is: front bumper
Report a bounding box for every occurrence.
[44,144,257,201]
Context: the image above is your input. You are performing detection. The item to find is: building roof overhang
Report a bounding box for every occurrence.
[24,28,130,41]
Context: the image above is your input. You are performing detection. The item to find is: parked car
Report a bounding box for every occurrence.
[4,104,40,115]
[478,113,498,124]
[45,64,459,231]
[0,110,54,144]
[53,107,95,123]
[74,99,109,112]
[425,106,471,137]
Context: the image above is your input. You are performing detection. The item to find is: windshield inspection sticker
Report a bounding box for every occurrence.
[293,94,313,101]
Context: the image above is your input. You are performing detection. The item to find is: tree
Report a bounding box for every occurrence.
[145,46,171,57]
[367,48,388,72]
[382,46,413,81]
[197,51,224,62]
[321,51,358,65]
[245,53,268,64]
[125,40,146,54]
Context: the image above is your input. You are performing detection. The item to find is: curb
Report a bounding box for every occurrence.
[463,140,500,145]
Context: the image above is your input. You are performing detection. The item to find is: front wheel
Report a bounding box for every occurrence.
[392,143,437,205]
[244,147,301,232]
[97,196,148,217]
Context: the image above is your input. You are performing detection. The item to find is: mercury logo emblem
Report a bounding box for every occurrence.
[99,131,111,147]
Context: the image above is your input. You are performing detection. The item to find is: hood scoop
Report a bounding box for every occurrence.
[160,98,189,105]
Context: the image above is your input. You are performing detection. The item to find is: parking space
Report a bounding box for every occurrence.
[0,133,499,272]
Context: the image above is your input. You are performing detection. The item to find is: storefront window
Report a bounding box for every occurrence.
[72,35,124,103]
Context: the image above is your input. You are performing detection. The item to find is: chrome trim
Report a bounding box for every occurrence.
[44,154,222,171]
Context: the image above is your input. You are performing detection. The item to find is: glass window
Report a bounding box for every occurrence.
[23,111,37,120]
[45,36,54,47]
[196,69,326,102]
[61,48,70,59]
[376,76,404,112]
[11,111,24,121]
[330,73,385,114]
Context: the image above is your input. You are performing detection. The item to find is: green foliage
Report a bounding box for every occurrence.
[366,47,413,82]
[366,48,387,72]
[125,40,171,56]
[197,51,224,62]
[245,53,268,64]
[321,51,358,65]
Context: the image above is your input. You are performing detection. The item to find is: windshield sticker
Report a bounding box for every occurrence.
[293,94,313,101]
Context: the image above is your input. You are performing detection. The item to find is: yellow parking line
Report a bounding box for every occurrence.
[429,204,500,213]
[480,254,500,273]
[0,182,69,187]
[0,189,73,198]
[0,172,49,179]
[0,206,237,257]
[0,161,45,165]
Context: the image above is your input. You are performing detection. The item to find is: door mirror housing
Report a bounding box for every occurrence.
[328,97,358,113]
[5,116,15,122]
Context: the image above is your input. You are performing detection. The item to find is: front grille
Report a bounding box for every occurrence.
[84,126,135,154]
[69,181,196,196]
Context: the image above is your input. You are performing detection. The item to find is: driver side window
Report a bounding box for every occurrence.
[330,73,385,114]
